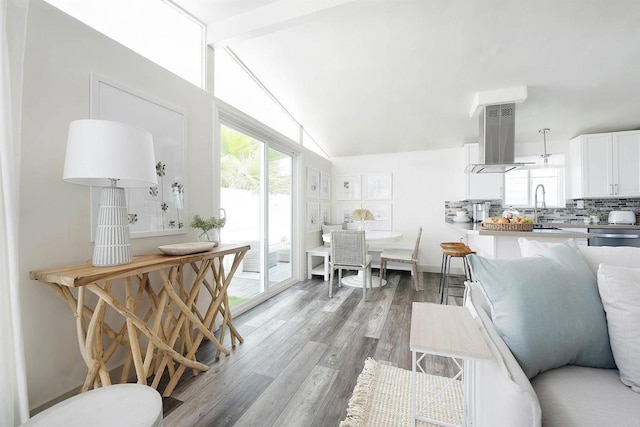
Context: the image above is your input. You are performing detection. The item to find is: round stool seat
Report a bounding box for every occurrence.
[440,242,465,249]
[23,384,162,427]
[441,245,474,257]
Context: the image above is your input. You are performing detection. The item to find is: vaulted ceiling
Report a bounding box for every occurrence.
[174,0,640,157]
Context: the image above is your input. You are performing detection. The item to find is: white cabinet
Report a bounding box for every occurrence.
[464,143,504,200]
[612,132,640,196]
[570,131,640,198]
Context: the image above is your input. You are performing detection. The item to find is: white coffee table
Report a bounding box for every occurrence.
[410,302,491,426]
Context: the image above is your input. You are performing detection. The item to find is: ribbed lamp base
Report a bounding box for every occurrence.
[93,186,131,267]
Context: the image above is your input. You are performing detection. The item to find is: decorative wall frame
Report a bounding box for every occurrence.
[307,202,320,232]
[365,173,393,200]
[91,75,186,238]
[364,203,393,231]
[336,175,361,200]
[320,203,330,224]
[320,172,330,200]
[307,168,320,199]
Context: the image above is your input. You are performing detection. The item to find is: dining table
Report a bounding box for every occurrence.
[322,230,403,288]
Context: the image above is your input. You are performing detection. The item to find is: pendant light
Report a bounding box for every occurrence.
[539,128,551,167]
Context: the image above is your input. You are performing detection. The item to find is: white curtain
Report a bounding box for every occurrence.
[1,0,30,425]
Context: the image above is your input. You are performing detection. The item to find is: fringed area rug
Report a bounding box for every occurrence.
[340,358,463,427]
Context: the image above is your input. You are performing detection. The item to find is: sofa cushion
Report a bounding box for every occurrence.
[517,237,564,257]
[518,239,640,274]
[597,264,640,392]
[531,365,640,427]
[467,240,615,379]
[579,245,640,276]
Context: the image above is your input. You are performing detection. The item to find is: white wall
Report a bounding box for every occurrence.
[18,0,215,409]
[331,148,467,271]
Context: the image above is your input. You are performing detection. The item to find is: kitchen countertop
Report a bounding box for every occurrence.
[538,222,640,229]
[447,220,640,239]
[445,221,591,239]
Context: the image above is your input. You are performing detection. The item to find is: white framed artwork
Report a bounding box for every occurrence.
[91,75,186,239]
[320,203,330,224]
[320,172,330,200]
[336,175,361,200]
[364,203,393,231]
[335,204,360,226]
[365,173,393,200]
[307,168,320,199]
[307,202,320,232]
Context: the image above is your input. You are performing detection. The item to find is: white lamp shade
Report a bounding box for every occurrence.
[63,119,157,187]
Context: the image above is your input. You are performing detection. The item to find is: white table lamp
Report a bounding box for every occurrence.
[63,119,157,266]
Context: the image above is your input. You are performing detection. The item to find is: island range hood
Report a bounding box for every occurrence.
[465,103,528,173]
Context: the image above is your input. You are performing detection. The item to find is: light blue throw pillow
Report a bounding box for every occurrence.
[467,240,615,379]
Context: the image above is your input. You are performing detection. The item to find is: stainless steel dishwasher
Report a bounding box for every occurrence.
[588,228,640,247]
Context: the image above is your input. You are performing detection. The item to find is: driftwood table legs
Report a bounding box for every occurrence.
[30,245,250,396]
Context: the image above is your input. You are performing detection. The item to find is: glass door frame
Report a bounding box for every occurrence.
[215,99,301,314]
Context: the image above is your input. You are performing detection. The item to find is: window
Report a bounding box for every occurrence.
[214,49,301,142]
[44,0,205,87]
[214,48,329,159]
[504,155,565,208]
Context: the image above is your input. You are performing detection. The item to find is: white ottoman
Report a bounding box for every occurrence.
[23,384,163,427]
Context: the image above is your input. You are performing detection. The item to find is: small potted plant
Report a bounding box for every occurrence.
[190,214,226,245]
[585,208,600,224]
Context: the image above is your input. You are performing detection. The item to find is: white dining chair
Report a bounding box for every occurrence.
[329,230,373,301]
[380,227,422,290]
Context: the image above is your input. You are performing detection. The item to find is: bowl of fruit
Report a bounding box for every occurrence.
[481,214,534,231]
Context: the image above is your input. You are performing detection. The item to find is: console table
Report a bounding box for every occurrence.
[29,244,249,397]
[410,302,491,426]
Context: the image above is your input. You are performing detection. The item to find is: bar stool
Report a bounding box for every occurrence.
[438,242,465,297]
[439,242,474,305]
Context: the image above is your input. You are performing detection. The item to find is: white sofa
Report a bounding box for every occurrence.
[465,244,640,427]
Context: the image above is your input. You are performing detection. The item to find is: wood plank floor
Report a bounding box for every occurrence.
[162,271,464,427]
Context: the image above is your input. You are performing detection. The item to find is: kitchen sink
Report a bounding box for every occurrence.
[532,224,560,230]
[531,224,566,233]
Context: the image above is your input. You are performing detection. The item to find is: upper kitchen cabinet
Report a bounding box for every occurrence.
[464,143,504,200]
[570,130,640,198]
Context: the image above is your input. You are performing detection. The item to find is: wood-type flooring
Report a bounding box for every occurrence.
[162,271,463,427]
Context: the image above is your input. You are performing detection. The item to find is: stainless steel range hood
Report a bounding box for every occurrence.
[465,103,527,173]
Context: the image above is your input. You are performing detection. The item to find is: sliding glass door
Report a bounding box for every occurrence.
[267,147,293,288]
[220,125,295,308]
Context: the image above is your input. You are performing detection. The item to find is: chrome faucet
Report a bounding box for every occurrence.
[534,184,546,223]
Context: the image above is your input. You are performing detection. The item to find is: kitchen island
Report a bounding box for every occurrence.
[446,221,590,259]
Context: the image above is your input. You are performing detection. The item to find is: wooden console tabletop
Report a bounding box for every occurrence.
[30,243,249,396]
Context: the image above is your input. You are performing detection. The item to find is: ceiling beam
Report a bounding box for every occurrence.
[207,0,358,48]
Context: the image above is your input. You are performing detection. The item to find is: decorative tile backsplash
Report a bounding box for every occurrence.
[445,199,640,224]
[445,200,503,220]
